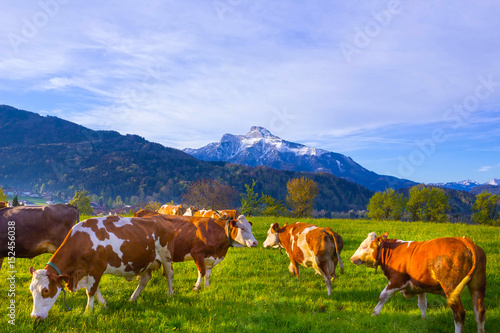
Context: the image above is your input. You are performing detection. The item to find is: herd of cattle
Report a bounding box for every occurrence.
[0,203,487,332]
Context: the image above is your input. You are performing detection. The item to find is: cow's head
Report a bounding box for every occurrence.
[350,232,388,268]
[263,223,281,248]
[183,206,196,216]
[229,215,258,248]
[29,267,68,321]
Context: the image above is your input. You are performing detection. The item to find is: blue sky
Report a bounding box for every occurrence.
[1,0,499,184]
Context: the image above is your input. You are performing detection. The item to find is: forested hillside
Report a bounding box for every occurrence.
[0,105,373,212]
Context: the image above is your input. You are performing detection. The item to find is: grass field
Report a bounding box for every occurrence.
[1,217,498,332]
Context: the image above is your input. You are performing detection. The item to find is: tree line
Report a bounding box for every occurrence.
[366,185,499,226]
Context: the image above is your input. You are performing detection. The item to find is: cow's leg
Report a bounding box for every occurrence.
[469,287,485,333]
[130,270,152,301]
[193,257,206,291]
[288,261,300,279]
[204,268,212,288]
[86,289,96,312]
[95,287,107,308]
[85,280,102,312]
[449,299,466,333]
[372,285,401,316]
[468,270,486,333]
[417,293,427,319]
[323,275,332,296]
[160,252,174,296]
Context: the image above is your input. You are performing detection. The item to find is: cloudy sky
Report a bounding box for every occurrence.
[1,0,499,184]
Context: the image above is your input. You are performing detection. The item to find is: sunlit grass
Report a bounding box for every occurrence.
[1,217,498,332]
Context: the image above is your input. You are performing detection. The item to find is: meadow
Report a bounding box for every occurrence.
[1,217,498,332]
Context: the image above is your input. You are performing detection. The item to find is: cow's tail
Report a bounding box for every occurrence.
[447,236,479,307]
[324,229,344,275]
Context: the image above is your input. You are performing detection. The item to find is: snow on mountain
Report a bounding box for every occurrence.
[432,178,500,192]
[485,178,500,186]
[184,126,416,192]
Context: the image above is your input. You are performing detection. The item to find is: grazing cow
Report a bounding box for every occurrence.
[29,215,175,321]
[350,232,487,333]
[263,222,344,296]
[183,206,196,216]
[158,204,186,216]
[0,204,79,270]
[192,209,222,219]
[134,209,258,290]
[218,209,240,220]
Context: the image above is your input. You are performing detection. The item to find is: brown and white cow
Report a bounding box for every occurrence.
[29,215,175,320]
[218,209,240,220]
[1,204,79,270]
[263,222,344,296]
[350,232,487,333]
[158,204,186,216]
[192,209,222,219]
[134,210,258,290]
[183,206,196,216]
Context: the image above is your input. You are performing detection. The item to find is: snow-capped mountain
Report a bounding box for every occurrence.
[184,126,416,192]
[432,178,500,194]
[431,179,481,192]
[485,178,500,186]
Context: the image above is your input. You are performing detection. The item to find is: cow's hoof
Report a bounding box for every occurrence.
[371,312,378,317]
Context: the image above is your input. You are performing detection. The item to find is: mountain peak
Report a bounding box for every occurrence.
[486,178,500,186]
[184,126,416,191]
[247,126,274,139]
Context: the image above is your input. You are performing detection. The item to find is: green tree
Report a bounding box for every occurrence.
[367,189,406,221]
[424,187,450,222]
[260,194,286,217]
[145,200,162,211]
[472,192,499,226]
[240,180,260,216]
[406,185,449,222]
[70,190,94,216]
[286,177,319,218]
[0,187,8,202]
[12,195,20,207]
[114,195,124,208]
[366,192,385,220]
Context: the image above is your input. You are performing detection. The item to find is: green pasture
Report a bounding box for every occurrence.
[1,217,499,332]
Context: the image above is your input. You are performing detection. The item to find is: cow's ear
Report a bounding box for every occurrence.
[57,275,70,286]
[248,221,253,226]
[271,223,279,232]
[381,232,389,239]
[29,267,36,276]
[230,220,237,227]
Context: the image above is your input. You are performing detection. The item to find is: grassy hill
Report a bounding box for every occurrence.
[1,217,498,332]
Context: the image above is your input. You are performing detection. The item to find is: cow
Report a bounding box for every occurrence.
[158,204,186,216]
[192,209,222,218]
[182,206,195,216]
[134,209,258,290]
[29,215,175,321]
[350,232,487,333]
[218,209,240,220]
[0,204,79,270]
[263,222,344,296]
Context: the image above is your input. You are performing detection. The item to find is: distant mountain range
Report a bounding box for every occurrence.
[431,179,500,195]
[184,126,416,192]
[0,105,373,212]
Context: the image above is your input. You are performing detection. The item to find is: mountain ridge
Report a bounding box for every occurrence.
[184,126,416,192]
